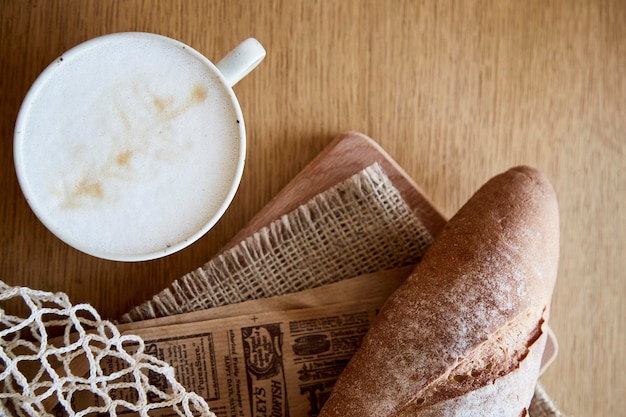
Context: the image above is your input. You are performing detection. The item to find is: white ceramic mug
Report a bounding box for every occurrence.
[14,32,265,261]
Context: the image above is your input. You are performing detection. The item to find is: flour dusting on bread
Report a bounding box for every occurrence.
[318,166,560,417]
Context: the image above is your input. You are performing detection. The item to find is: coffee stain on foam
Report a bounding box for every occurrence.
[74,179,103,200]
[58,81,209,210]
[191,84,208,103]
[115,149,133,166]
[147,83,208,122]
[55,176,105,210]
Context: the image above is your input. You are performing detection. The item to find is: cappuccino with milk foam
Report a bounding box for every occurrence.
[14,33,258,260]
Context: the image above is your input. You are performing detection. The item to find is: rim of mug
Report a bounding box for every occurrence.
[13,32,247,262]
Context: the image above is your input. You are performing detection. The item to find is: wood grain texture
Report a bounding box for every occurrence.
[0,1,623,415]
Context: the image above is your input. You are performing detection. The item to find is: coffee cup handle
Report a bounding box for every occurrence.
[216,38,266,87]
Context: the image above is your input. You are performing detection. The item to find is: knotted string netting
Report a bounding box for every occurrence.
[0,281,215,417]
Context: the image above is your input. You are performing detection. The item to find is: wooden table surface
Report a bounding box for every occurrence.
[1,1,623,415]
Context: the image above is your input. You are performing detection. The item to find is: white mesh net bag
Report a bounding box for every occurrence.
[0,280,215,417]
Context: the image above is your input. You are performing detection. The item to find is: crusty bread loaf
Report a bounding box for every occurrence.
[318,166,560,417]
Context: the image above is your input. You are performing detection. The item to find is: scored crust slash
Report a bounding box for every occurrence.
[242,323,289,417]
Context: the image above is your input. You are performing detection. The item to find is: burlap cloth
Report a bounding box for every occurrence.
[124,163,567,417]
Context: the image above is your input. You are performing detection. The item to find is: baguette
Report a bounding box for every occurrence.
[318,166,560,417]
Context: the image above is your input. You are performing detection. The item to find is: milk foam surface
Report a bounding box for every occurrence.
[15,34,244,258]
